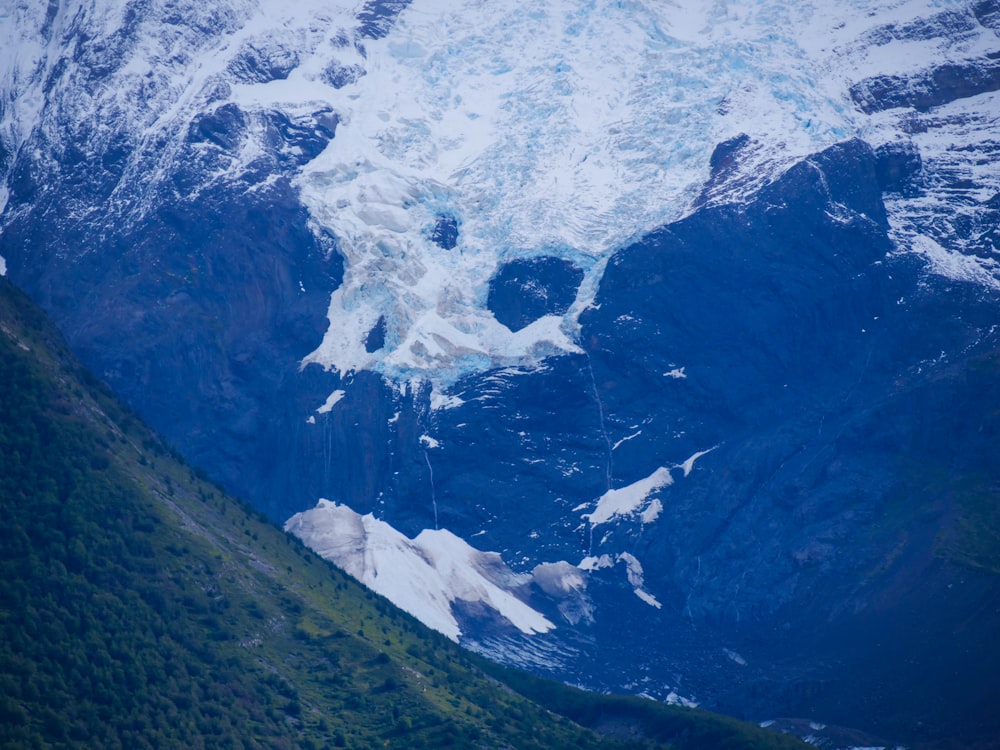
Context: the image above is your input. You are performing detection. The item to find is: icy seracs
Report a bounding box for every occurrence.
[288,0,1000,386]
[2,0,996,389]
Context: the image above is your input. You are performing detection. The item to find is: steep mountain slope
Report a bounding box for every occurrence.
[0,276,807,749]
[286,139,1000,747]
[571,140,1000,743]
[2,1,1000,747]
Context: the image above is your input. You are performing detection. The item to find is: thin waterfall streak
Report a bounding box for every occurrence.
[583,353,613,557]
[324,419,333,491]
[424,450,439,530]
[584,354,613,493]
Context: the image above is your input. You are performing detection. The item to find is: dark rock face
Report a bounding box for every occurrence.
[356,0,414,40]
[430,215,459,250]
[850,57,1000,113]
[422,355,609,554]
[974,0,1000,31]
[568,141,1000,742]
[708,133,753,174]
[695,133,759,207]
[322,61,366,89]
[368,140,1000,745]
[0,78,343,516]
[189,103,248,152]
[226,42,299,84]
[849,3,1000,114]
[261,108,339,167]
[875,140,923,196]
[364,315,387,352]
[3,174,342,519]
[487,256,585,332]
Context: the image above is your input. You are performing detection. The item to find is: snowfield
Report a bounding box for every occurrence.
[285,499,555,640]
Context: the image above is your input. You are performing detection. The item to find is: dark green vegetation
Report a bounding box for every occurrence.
[943,352,1000,576]
[864,345,1000,578]
[481,664,808,750]
[0,276,805,749]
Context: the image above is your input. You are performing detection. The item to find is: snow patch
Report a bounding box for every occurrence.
[532,560,594,625]
[640,499,663,524]
[583,467,674,526]
[634,589,661,608]
[724,648,748,666]
[666,691,699,708]
[581,448,715,527]
[618,552,661,609]
[419,434,440,449]
[533,561,587,596]
[0,255,6,277]
[904,233,1000,292]
[430,391,465,410]
[285,499,555,641]
[316,389,345,414]
[612,430,642,451]
[679,446,716,477]
[578,554,614,571]
[578,552,660,608]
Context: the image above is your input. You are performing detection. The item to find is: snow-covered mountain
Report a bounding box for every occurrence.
[3,0,1000,745]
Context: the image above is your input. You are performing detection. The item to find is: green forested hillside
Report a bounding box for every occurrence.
[0,277,804,749]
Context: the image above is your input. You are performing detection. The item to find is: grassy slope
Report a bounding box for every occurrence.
[0,277,804,750]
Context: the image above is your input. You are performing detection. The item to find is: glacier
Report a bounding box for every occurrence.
[291,0,1000,387]
[294,0,858,386]
[2,0,996,389]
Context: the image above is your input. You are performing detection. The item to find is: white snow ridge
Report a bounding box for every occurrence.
[284,500,554,641]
